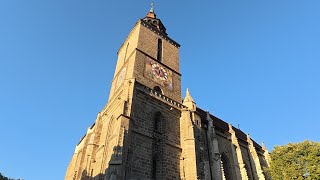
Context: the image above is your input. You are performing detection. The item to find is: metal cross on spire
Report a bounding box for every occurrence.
[150,1,155,12]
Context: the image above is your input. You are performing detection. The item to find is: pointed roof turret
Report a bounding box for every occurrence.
[183,88,196,111]
[142,2,167,35]
[184,88,194,102]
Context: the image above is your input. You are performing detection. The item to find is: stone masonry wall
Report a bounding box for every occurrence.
[126,83,181,179]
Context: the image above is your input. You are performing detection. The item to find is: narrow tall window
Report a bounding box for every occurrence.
[157,39,162,62]
[154,112,162,132]
[152,112,163,179]
[152,155,157,179]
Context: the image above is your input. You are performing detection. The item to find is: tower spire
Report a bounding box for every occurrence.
[143,0,167,35]
[146,1,156,19]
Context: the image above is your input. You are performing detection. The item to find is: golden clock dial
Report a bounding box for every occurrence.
[151,63,168,81]
[145,59,173,91]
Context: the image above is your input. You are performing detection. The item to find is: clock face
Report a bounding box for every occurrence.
[151,63,168,81]
[145,59,173,90]
[116,67,127,90]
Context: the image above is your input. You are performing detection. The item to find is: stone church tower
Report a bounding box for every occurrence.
[65,6,270,180]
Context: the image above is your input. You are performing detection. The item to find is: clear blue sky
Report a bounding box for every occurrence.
[0,0,319,179]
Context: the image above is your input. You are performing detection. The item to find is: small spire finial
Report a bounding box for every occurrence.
[262,142,267,150]
[150,1,154,12]
[185,88,193,101]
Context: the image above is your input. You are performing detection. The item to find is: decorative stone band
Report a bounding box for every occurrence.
[135,82,185,110]
[140,19,180,48]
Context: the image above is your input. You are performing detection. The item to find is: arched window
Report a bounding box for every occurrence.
[152,112,163,179]
[221,153,233,180]
[153,86,163,94]
[154,112,162,132]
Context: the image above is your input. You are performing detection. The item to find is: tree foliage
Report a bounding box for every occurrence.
[0,173,21,180]
[266,140,320,180]
[0,173,10,180]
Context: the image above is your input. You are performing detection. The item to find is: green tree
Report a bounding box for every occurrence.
[0,173,21,180]
[0,173,9,180]
[266,140,320,180]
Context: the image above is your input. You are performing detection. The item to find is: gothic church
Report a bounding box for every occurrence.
[65,6,270,180]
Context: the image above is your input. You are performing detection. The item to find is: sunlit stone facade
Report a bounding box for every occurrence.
[65,8,270,180]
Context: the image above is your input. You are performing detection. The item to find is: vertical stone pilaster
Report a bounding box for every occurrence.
[65,152,79,180]
[104,112,131,180]
[180,109,198,180]
[262,142,271,167]
[119,115,131,179]
[206,112,223,180]
[247,134,265,180]
[228,124,248,180]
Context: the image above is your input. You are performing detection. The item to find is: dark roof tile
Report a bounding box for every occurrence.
[196,107,262,150]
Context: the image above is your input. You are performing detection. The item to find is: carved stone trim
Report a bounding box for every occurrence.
[135,82,185,110]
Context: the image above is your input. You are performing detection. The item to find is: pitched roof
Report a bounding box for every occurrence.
[196,107,262,150]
